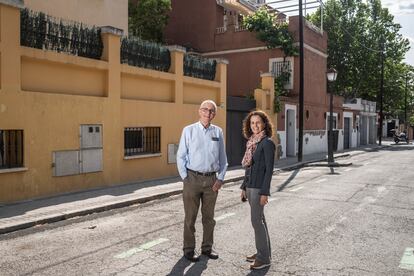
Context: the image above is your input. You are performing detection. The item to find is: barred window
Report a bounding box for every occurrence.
[124,127,161,156]
[269,57,293,89]
[0,130,24,169]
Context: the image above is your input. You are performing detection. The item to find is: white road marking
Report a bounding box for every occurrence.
[399,248,414,271]
[316,178,327,183]
[290,186,304,192]
[377,186,387,193]
[215,212,235,221]
[344,168,352,172]
[114,238,169,259]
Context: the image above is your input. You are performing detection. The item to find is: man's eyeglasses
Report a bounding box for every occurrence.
[200,108,216,114]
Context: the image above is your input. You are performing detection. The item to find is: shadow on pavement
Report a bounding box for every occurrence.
[167,256,208,276]
[246,266,270,275]
[276,169,300,192]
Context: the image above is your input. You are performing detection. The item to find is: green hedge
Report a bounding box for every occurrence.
[121,37,171,72]
[184,54,217,81]
[20,9,103,60]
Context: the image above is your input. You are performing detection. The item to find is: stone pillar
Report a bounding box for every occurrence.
[167,45,186,104]
[100,26,123,185]
[0,0,24,92]
[214,58,228,110]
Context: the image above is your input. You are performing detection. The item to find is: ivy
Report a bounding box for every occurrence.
[242,7,297,57]
[242,7,297,113]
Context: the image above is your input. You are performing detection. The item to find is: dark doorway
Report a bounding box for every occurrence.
[387,121,395,137]
[226,96,256,167]
[344,117,350,149]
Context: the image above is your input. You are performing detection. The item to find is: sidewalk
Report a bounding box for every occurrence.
[0,142,392,235]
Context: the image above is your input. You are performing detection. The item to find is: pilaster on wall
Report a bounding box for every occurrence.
[214,58,228,109]
[100,26,123,186]
[0,1,23,92]
[167,45,185,104]
[255,72,278,143]
[100,26,123,99]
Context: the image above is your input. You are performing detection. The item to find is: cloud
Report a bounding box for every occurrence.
[399,3,414,10]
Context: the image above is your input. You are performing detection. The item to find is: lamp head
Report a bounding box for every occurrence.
[327,68,337,82]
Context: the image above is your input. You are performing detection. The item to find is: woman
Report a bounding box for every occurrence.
[240,110,275,270]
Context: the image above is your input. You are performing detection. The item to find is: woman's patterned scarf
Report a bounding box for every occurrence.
[241,130,266,168]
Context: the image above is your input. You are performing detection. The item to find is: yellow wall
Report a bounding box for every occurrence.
[0,3,227,203]
[24,0,128,34]
[254,73,278,145]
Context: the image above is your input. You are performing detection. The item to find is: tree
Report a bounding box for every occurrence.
[308,0,410,115]
[128,0,171,43]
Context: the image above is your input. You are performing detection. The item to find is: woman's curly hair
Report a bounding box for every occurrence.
[242,110,274,139]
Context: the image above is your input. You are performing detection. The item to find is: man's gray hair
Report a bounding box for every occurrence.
[200,100,217,111]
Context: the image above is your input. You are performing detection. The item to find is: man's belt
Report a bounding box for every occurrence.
[187,168,216,177]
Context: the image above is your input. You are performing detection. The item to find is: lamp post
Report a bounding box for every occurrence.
[327,68,337,164]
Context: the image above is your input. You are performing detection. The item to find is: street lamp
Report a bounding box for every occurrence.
[327,68,337,164]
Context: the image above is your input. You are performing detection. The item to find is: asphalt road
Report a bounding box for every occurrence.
[1,144,414,276]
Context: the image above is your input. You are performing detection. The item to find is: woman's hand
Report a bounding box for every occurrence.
[241,190,247,202]
[260,195,268,206]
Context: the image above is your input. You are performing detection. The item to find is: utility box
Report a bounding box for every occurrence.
[80,124,103,173]
[81,148,103,173]
[80,125,102,149]
[168,143,179,164]
[53,150,80,176]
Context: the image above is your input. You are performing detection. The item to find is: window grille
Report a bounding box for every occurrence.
[124,127,161,156]
[0,130,24,169]
[270,58,293,89]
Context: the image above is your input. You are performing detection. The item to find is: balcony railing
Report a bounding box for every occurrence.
[216,26,227,34]
[234,25,248,32]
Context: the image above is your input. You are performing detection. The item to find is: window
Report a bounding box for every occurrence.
[0,130,24,169]
[124,127,161,156]
[269,57,294,89]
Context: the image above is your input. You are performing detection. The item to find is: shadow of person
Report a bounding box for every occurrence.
[167,256,209,276]
[246,266,270,275]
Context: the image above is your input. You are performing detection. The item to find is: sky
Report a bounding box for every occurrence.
[382,0,414,67]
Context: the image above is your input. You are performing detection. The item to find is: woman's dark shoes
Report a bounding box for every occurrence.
[201,249,219,259]
[184,251,200,262]
[245,253,256,262]
[250,260,271,270]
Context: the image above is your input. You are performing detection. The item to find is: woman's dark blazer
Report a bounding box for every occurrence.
[241,137,275,196]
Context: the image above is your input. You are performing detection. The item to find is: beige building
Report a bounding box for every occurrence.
[0,0,227,203]
[24,0,128,34]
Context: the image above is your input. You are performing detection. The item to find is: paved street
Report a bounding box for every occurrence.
[1,144,414,275]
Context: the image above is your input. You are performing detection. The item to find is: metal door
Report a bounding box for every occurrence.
[344,117,350,149]
[226,96,256,167]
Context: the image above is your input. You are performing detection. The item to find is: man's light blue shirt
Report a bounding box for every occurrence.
[177,122,228,181]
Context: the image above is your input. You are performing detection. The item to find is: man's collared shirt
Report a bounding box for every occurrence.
[177,122,228,181]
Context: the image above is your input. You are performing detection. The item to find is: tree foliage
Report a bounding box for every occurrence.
[243,7,297,57]
[128,0,171,43]
[308,0,411,118]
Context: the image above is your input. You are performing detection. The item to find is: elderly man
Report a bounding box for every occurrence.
[177,99,228,262]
